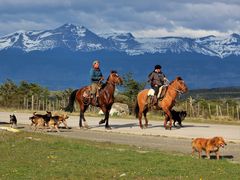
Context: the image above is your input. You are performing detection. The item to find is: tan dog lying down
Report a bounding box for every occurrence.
[192,137,227,160]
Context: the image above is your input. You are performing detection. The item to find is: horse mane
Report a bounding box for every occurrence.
[169,76,182,85]
[106,70,118,82]
[101,70,118,89]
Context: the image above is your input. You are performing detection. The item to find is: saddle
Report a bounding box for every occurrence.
[82,85,102,106]
[147,85,168,107]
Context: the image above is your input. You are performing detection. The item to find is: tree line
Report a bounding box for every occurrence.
[0,76,239,120]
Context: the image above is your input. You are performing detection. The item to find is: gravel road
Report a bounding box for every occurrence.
[1,111,239,162]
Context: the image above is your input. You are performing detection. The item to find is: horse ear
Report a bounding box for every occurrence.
[111,70,117,74]
[176,76,182,80]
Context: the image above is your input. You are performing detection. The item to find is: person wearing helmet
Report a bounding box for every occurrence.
[89,60,104,105]
[148,65,168,105]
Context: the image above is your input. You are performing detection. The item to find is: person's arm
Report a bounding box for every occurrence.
[99,70,104,81]
[163,73,169,83]
[148,72,153,82]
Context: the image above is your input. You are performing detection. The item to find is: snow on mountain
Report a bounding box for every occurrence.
[0,23,239,58]
[196,33,240,58]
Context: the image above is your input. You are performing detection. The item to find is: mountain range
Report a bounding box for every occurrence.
[0,23,239,90]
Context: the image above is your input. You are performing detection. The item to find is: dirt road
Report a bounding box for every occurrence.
[1,111,240,162]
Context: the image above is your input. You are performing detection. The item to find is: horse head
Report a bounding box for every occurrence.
[107,70,123,85]
[172,76,188,93]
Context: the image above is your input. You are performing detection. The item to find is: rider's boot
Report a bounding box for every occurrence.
[152,95,158,106]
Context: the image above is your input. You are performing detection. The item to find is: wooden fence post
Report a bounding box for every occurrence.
[237,106,239,120]
[232,107,235,119]
[208,104,211,118]
[227,103,229,117]
[31,95,34,111]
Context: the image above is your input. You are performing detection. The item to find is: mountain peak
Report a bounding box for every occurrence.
[55,23,86,31]
[230,33,240,39]
[0,23,239,58]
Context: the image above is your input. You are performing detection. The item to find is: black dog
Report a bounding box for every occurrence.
[171,110,187,127]
[10,114,17,127]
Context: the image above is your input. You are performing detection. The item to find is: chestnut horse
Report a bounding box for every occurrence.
[135,76,188,130]
[64,71,123,129]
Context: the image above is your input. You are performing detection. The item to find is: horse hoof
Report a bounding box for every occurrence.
[165,125,171,130]
[105,126,112,130]
[99,119,106,125]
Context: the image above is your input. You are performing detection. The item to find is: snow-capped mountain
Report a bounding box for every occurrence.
[0,24,110,52]
[0,23,239,58]
[1,23,240,89]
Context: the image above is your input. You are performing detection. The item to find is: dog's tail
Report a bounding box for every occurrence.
[64,89,78,113]
[134,101,139,118]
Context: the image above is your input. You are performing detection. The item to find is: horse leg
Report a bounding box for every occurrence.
[79,104,88,128]
[82,105,89,128]
[99,106,111,129]
[105,108,111,129]
[163,109,172,130]
[143,108,148,128]
[138,110,143,129]
[99,106,107,125]
[79,111,83,128]
[164,113,169,129]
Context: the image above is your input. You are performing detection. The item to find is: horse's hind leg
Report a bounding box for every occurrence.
[79,104,89,129]
[138,110,144,129]
[143,108,148,128]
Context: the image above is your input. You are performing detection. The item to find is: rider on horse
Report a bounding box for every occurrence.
[90,60,104,105]
[148,65,168,105]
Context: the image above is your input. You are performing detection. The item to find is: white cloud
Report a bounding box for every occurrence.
[0,0,239,37]
[133,27,232,38]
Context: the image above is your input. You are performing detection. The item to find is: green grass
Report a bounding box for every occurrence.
[0,131,240,179]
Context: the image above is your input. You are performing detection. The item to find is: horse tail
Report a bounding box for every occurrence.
[64,89,78,113]
[134,100,140,118]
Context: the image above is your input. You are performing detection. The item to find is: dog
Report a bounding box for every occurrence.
[191,137,227,160]
[29,111,59,132]
[52,112,69,129]
[29,113,47,131]
[170,110,187,127]
[10,114,17,128]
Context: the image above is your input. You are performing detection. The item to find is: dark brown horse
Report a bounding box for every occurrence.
[135,76,188,130]
[64,71,123,129]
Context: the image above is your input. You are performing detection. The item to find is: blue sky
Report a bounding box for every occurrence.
[0,0,239,37]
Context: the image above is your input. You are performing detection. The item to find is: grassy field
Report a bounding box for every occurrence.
[0,131,240,179]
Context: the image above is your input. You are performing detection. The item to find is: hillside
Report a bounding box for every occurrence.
[183,87,240,99]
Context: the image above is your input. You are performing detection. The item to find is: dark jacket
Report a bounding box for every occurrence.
[90,68,103,83]
[148,71,166,87]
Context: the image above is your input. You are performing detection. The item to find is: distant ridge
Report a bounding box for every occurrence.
[0,23,239,58]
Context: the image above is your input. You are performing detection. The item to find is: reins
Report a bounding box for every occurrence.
[167,82,184,96]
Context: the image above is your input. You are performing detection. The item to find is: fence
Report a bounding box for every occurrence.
[184,97,240,120]
[20,95,99,113]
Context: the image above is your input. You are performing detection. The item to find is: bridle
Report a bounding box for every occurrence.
[168,81,185,95]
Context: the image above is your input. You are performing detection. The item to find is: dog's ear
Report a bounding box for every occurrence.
[211,137,219,145]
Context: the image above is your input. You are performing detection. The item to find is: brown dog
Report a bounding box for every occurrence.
[192,137,227,160]
[29,115,45,131]
[52,112,69,129]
